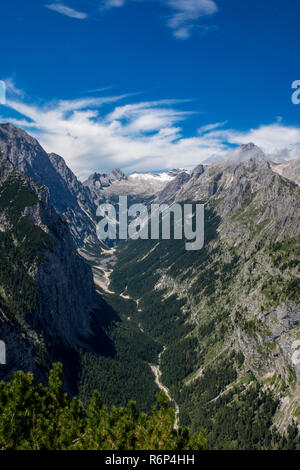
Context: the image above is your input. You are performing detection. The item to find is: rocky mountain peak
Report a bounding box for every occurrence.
[225,142,268,167]
[240,142,256,151]
[84,168,126,193]
[109,168,126,182]
[191,164,205,178]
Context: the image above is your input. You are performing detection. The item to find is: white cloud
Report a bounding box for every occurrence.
[166,0,218,37]
[207,124,300,161]
[2,87,300,180]
[109,0,219,38]
[45,3,88,19]
[103,0,125,7]
[198,121,227,134]
[45,1,218,37]
[2,78,24,98]
[172,26,192,39]
[1,90,227,179]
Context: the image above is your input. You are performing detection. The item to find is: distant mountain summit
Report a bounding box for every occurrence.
[83,168,126,202]
[84,168,189,202]
[226,142,267,164]
[156,143,272,203]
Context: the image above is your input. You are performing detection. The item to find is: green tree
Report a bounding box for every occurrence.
[0,364,206,450]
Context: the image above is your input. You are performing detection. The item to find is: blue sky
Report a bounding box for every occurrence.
[1,0,300,178]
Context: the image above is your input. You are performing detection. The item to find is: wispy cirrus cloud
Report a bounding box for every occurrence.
[45,1,218,38]
[165,0,218,38]
[198,120,227,135]
[103,0,125,7]
[102,0,218,38]
[2,77,24,98]
[45,3,88,19]
[2,83,300,180]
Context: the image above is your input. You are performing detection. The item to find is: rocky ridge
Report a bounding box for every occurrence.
[0,124,98,247]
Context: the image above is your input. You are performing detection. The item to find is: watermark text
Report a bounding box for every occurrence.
[0,340,6,365]
[96,197,204,251]
[0,80,6,105]
[291,80,300,105]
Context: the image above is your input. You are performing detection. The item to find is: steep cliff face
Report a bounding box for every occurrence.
[0,124,98,246]
[0,151,106,385]
[157,170,193,202]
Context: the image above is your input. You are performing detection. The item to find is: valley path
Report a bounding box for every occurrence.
[79,245,180,429]
[150,347,180,429]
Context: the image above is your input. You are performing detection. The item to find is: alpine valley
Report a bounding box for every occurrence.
[0,123,299,450]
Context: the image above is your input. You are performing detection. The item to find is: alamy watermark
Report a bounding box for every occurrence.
[0,340,6,365]
[96,196,204,251]
[291,80,300,105]
[0,80,6,105]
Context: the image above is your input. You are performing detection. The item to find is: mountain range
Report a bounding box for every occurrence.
[0,123,299,449]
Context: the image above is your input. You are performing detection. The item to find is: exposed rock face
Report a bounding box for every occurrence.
[0,124,97,246]
[110,168,127,183]
[83,169,127,203]
[159,145,270,203]
[48,153,95,208]
[29,209,95,348]
[156,146,299,240]
[261,303,300,380]
[0,152,102,384]
[0,319,45,383]
[157,170,192,202]
[271,158,300,186]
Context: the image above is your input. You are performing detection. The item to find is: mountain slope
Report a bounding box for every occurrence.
[0,127,163,410]
[271,158,300,186]
[0,124,97,246]
[0,151,113,389]
[0,127,299,449]
[105,144,300,448]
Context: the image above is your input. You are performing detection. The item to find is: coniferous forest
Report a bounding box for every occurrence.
[0,364,206,450]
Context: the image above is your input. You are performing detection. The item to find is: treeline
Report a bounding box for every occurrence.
[0,364,206,450]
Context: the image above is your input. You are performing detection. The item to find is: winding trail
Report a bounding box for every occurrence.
[119,288,181,426]
[79,246,180,428]
[149,347,180,429]
[119,291,181,427]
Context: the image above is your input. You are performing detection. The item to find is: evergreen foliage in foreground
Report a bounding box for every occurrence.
[0,363,206,450]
